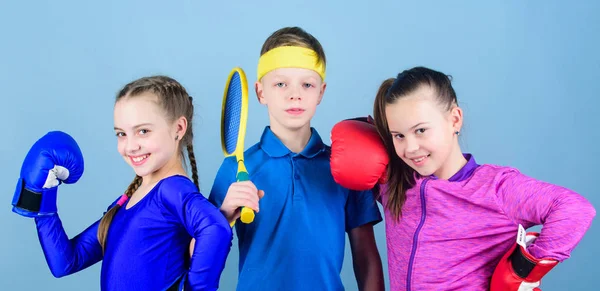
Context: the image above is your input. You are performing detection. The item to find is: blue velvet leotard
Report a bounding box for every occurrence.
[34,175,233,291]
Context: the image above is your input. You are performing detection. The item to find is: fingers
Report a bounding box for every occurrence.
[231,181,258,193]
[189,239,196,257]
[226,196,260,212]
[222,181,265,224]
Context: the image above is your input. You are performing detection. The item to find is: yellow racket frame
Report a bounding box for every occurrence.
[220,67,254,226]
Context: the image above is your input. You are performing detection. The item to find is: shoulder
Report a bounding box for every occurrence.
[469,164,522,185]
[157,175,198,194]
[245,142,262,157]
[155,175,201,204]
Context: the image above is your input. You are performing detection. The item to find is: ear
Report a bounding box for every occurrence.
[449,106,463,133]
[317,81,327,105]
[255,81,267,105]
[174,116,188,141]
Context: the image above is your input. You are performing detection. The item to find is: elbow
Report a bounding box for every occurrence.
[571,195,597,229]
[583,200,596,223]
[49,267,70,278]
[216,219,234,243]
[46,259,75,278]
[579,195,596,220]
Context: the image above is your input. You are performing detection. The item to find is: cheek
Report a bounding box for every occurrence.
[147,134,175,154]
[117,139,126,155]
[425,130,450,152]
[392,139,405,157]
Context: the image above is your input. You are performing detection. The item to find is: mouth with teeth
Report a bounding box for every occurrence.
[130,154,150,166]
[410,154,430,166]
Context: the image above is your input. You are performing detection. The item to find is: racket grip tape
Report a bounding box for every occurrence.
[236,170,255,224]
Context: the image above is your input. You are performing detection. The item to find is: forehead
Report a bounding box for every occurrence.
[114,94,166,128]
[263,67,321,81]
[385,86,446,130]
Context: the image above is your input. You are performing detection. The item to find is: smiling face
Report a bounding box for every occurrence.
[385,85,462,179]
[255,67,326,134]
[113,94,181,179]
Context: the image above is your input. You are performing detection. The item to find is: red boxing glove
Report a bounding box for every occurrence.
[490,225,559,291]
[330,116,389,191]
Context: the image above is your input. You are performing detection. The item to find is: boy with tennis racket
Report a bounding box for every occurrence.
[208,26,384,291]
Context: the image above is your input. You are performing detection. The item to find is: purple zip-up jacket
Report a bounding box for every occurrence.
[381,154,596,291]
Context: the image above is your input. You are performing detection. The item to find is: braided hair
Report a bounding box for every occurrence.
[97,76,199,252]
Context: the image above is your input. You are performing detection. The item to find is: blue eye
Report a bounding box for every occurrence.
[303,83,313,88]
[275,82,285,88]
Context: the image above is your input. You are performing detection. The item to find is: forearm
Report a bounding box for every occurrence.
[353,249,385,291]
[186,223,233,290]
[499,170,597,261]
[35,215,103,277]
[349,224,385,291]
[527,193,596,261]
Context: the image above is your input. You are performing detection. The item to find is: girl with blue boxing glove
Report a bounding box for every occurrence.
[12,76,233,291]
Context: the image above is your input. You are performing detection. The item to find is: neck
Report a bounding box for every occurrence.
[434,144,467,180]
[143,155,186,187]
[269,122,312,153]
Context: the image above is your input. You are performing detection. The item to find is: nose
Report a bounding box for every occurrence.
[404,136,419,154]
[288,85,301,101]
[124,136,141,153]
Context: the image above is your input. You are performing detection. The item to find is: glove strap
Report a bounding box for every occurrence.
[510,242,558,281]
[13,178,42,212]
[12,178,58,216]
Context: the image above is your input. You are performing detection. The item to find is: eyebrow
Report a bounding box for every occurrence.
[389,122,429,134]
[114,123,153,131]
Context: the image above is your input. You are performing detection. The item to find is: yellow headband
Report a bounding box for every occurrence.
[257,46,326,81]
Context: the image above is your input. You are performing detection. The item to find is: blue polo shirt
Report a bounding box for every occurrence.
[209,126,382,291]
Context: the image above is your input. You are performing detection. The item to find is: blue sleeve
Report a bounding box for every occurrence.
[345,189,383,232]
[159,177,233,291]
[208,157,237,209]
[33,199,120,278]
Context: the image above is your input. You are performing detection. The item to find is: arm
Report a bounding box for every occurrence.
[161,179,233,291]
[34,214,103,278]
[209,157,262,226]
[208,157,237,220]
[496,168,596,261]
[348,224,385,291]
[185,197,233,291]
[345,189,384,290]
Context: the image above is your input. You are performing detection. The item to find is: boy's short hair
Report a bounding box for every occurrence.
[260,26,326,70]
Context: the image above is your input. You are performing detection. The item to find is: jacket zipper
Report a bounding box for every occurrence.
[406,178,429,291]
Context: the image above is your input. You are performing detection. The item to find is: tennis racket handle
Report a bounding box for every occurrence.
[240,207,255,223]
[236,170,255,224]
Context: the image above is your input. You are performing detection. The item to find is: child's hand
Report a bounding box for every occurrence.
[220,181,265,224]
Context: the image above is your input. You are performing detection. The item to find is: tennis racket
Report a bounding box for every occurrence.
[221,67,254,225]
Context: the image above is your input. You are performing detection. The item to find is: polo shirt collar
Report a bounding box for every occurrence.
[259,126,325,158]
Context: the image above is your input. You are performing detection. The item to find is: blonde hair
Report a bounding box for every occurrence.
[97,76,199,252]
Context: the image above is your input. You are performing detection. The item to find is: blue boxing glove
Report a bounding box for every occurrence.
[12,131,84,217]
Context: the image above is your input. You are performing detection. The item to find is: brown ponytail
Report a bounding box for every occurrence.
[373,67,458,221]
[372,78,416,221]
[97,175,142,252]
[186,144,199,190]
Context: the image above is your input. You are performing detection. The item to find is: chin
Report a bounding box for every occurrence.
[285,120,311,130]
[415,169,435,177]
[132,167,151,178]
[130,162,160,178]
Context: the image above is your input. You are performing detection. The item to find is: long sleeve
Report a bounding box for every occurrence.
[208,157,237,209]
[496,168,596,261]
[159,177,233,291]
[34,214,103,278]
